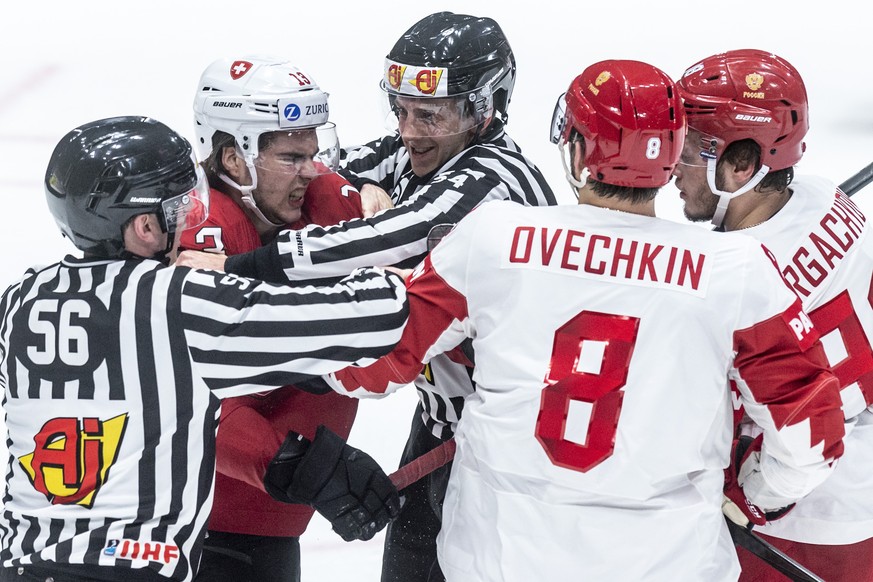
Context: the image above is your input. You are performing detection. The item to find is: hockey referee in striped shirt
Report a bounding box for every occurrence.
[0,116,407,581]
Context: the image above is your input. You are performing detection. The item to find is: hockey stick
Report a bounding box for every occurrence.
[388,438,456,490]
[382,225,463,492]
[839,160,873,197]
[727,520,824,582]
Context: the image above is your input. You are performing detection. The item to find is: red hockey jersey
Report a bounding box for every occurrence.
[182,173,365,536]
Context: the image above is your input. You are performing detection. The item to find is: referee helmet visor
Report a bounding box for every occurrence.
[159,164,210,236]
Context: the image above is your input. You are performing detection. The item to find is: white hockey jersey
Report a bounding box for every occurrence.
[743,176,873,545]
[329,201,845,581]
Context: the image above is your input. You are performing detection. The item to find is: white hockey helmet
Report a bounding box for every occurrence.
[192,55,337,167]
[192,56,339,226]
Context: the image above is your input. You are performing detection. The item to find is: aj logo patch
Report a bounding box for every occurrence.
[19,414,128,508]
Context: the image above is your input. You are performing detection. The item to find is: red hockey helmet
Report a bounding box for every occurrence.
[678,49,808,171]
[551,60,685,188]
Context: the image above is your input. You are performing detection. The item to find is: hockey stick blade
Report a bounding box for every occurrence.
[839,160,873,197]
[726,520,825,582]
[388,437,456,490]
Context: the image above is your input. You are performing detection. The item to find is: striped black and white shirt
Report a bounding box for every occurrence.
[0,256,407,581]
[224,126,557,439]
[227,127,556,279]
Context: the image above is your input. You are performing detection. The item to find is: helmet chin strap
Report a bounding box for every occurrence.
[151,248,173,266]
[219,159,284,228]
[559,142,585,200]
[120,232,175,265]
[708,157,770,227]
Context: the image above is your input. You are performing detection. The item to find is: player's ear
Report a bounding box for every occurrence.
[723,156,758,192]
[221,146,248,182]
[130,213,158,237]
[123,214,163,255]
[570,139,586,182]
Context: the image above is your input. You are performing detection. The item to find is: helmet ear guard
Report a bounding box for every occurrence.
[157,165,210,237]
[549,91,599,147]
[551,91,596,195]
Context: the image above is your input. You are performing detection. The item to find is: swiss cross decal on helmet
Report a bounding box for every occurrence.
[678,49,809,172]
[551,60,685,189]
[229,60,252,80]
[381,12,516,128]
[192,55,334,162]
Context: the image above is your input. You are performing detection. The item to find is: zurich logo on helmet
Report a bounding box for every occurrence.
[284,104,301,122]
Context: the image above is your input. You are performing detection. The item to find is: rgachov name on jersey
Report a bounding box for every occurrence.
[781,192,866,298]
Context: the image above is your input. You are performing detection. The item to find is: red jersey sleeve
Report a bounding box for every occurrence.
[179,188,262,255]
[296,173,364,228]
[328,254,469,397]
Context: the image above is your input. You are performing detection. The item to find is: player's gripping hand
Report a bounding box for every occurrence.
[359,183,394,218]
[722,435,793,528]
[264,425,401,541]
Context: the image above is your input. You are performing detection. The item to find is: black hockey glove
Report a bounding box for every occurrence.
[264,425,401,542]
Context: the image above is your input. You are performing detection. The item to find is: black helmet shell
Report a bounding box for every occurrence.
[45,116,199,258]
[383,12,516,124]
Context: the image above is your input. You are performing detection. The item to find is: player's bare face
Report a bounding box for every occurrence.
[673,130,719,222]
[395,96,474,177]
[251,131,319,225]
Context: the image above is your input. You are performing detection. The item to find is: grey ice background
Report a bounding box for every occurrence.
[1,1,872,579]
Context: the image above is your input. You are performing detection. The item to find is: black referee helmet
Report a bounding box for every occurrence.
[44,116,209,258]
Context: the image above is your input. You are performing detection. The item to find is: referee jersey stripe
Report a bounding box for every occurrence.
[338,129,556,436]
[131,262,160,545]
[274,129,556,282]
[156,266,195,559]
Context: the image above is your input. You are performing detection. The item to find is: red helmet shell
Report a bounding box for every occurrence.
[678,49,808,171]
[562,60,685,188]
